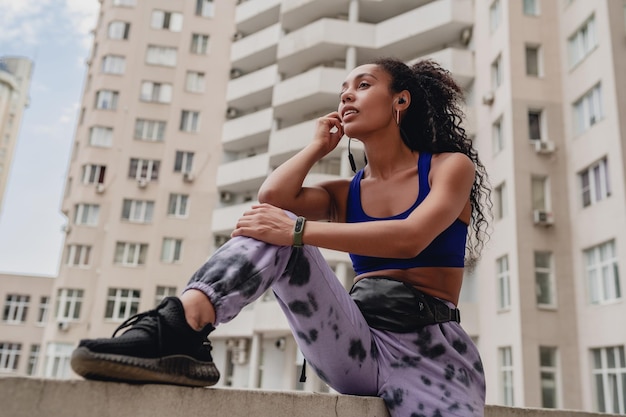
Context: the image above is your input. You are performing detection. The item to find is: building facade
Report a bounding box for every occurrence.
[0,57,33,215]
[10,0,624,414]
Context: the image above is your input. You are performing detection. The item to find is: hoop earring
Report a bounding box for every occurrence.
[396,108,400,126]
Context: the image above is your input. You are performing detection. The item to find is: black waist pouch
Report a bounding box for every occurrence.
[349,276,461,333]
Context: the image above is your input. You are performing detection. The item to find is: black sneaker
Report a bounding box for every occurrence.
[71,296,220,387]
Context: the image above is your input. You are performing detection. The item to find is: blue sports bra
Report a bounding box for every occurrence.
[346,152,467,275]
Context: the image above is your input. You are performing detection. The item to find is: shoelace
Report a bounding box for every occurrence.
[112,302,166,357]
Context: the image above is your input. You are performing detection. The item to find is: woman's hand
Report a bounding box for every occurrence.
[231,204,296,246]
[311,111,344,157]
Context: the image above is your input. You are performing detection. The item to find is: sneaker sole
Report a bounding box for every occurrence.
[71,346,220,387]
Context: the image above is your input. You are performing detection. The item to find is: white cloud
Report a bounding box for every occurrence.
[64,0,100,49]
[0,0,51,44]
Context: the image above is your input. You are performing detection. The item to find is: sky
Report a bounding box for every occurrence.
[0,0,100,276]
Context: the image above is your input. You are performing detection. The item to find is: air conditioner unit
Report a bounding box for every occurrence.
[137,178,148,188]
[183,171,195,183]
[230,68,243,79]
[482,91,495,105]
[226,107,239,119]
[232,32,244,41]
[57,320,70,332]
[533,140,555,154]
[95,183,105,194]
[220,191,233,202]
[533,209,554,226]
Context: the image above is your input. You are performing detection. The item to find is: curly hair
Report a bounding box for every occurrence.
[374,57,492,263]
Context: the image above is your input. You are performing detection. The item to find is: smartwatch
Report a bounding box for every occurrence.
[293,216,306,247]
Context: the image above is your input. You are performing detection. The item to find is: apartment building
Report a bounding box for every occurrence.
[0,57,33,215]
[22,0,626,414]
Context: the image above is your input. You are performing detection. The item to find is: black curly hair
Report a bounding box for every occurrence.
[374,57,492,263]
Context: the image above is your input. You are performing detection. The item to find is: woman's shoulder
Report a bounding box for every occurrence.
[430,152,475,181]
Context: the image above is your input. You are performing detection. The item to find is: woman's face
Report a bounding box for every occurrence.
[338,64,396,139]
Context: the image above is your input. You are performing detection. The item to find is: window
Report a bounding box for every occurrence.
[580,157,610,207]
[496,255,511,310]
[525,45,541,76]
[196,0,214,17]
[108,21,130,40]
[151,10,183,32]
[102,55,126,74]
[494,182,508,220]
[74,203,100,226]
[37,296,49,324]
[168,193,189,217]
[490,0,501,32]
[134,119,166,142]
[122,199,154,223]
[535,251,555,306]
[186,71,205,93]
[568,15,597,68]
[191,34,210,54]
[140,81,172,103]
[574,83,603,134]
[499,347,514,406]
[128,158,160,180]
[491,55,502,90]
[146,45,177,67]
[114,242,148,266]
[155,286,177,307]
[105,288,141,321]
[3,294,30,323]
[55,289,83,321]
[81,164,106,185]
[539,347,560,408]
[27,344,40,376]
[0,343,21,371]
[531,176,549,211]
[528,110,543,140]
[95,90,118,110]
[492,117,504,155]
[174,151,194,173]
[113,0,135,5]
[43,343,73,378]
[88,126,113,147]
[523,0,539,16]
[65,244,92,267]
[161,238,183,263]
[592,346,626,413]
[585,240,621,304]
[180,110,200,132]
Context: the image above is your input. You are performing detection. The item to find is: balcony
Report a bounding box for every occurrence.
[226,64,278,112]
[412,47,475,89]
[231,23,281,73]
[235,0,280,34]
[223,108,273,152]
[216,153,269,191]
[268,119,317,166]
[212,202,257,235]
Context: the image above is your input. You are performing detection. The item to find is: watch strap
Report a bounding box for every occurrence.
[293,216,306,247]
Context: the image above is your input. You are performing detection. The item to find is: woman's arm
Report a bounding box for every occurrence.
[233,153,475,258]
[257,112,344,221]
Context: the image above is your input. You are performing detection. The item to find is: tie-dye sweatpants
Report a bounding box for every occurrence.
[184,236,485,417]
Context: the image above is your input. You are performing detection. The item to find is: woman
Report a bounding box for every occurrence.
[71,57,490,417]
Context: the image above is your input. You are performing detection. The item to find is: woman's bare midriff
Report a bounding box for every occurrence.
[354,266,464,305]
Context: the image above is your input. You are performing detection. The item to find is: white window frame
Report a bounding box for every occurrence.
[490,0,501,33]
[129,158,160,181]
[196,0,215,17]
[134,119,166,142]
[585,240,621,304]
[528,109,544,141]
[491,54,502,90]
[114,242,148,267]
[496,255,511,310]
[492,117,504,155]
[102,55,126,75]
[74,203,100,226]
[155,286,177,307]
[568,15,597,68]
[105,288,141,321]
[161,238,183,263]
[174,151,194,173]
[180,110,200,132]
[113,0,136,6]
[168,193,189,218]
[499,346,515,406]
[531,176,550,212]
[0,343,22,371]
[88,126,113,147]
[146,45,177,67]
[191,34,210,54]
[140,81,172,103]
[574,83,603,135]
[3,294,30,323]
[150,10,183,32]
[55,289,84,321]
[525,44,542,77]
[495,182,508,220]
[81,164,106,185]
[580,157,611,207]
[95,90,119,110]
[65,244,92,267]
[592,346,626,414]
[37,296,50,324]
[107,21,130,40]
[186,71,206,93]
[523,0,540,16]
[27,344,40,376]
[122,199,154,224]
[539,346,561,408]
[43,343,73,378]
[535,251,556,307]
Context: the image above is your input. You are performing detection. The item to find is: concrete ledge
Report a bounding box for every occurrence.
[0,377,614,417]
